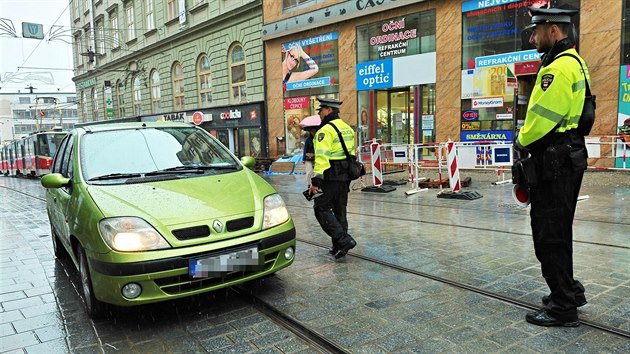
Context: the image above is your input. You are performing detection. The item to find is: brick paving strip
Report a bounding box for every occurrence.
[0,188,70,353]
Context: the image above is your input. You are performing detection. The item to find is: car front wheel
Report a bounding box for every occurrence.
[77,246,104,318]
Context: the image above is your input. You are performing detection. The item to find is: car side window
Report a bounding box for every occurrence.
[59,137,74,178]
[52,136,70,174]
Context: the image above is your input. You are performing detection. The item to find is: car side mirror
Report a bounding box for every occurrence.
[41,173,71,188]
[240,156,255,169]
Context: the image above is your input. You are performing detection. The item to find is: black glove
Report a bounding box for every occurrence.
[311,177,322,188]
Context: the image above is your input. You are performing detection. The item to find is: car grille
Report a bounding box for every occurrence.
[226,217,254,232]
[170,216,255,240]
[171,225,210,240]
[154,251,279,295]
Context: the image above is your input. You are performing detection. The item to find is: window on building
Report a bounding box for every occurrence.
[75,35,83,66]
[172,62,185,110]
[92,87,100,119]
[116,80,125,117]
[74,1,81,19]
[133,76,142,115]
[126,5,135,40]
[150,70,161,112]
[84,0,90,13]
[167,0,177,20]
[67,96,77,103]
[228,44,247,103]
[97,24,105,55]
[282,0,314,11]
[41,97,56,104]
[146,0,155,31]
[197,54,213,106]
[111,14,120,48]
[19,97,30,104]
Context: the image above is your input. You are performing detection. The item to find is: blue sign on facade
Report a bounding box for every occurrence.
[475,50,541,68]
[356,59,393,90]
[461,0,520,13]
[285,77,332,91]
[460,130,514,142]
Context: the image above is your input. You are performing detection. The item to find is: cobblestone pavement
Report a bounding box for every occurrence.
[1,170,629,353]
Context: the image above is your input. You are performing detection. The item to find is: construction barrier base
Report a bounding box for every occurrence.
[362,185,397,193]
[383,179,408,186]
[437,190,483,200]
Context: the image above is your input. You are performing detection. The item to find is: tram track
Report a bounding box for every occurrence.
[285,193,630,251]
[297,238,630,341]
[4,182,629,345]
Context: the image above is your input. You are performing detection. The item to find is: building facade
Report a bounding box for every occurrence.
[71,0,267,158]
[262,0,622,167]
[0,93,78,144]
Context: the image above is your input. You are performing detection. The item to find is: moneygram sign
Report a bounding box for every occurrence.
[472,97,503,108]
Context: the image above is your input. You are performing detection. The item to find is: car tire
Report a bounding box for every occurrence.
[51,226,67,259]
[77,246,105,318]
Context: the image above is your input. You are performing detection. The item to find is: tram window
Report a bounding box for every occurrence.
[52,136,70,174]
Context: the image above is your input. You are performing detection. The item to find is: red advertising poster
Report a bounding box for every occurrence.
[515,60,540,76]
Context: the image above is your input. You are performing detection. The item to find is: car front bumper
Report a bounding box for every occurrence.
[88,225,296,306]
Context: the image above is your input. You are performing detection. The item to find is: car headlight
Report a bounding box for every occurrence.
[99,217,171,252]
[262,194,290,229]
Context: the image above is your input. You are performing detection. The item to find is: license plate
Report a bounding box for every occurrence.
[189,246,261,278]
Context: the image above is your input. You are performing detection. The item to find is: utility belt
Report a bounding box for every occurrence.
[324,159,351,181]
[513,143,586,188]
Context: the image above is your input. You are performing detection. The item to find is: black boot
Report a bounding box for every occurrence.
[334,236,356,259]
[329,242,339,255]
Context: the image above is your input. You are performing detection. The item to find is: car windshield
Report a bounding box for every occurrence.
[80,126,240,182]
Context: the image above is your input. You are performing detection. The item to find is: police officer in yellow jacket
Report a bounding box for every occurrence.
[516,7,588,327]
[309,98,357,259]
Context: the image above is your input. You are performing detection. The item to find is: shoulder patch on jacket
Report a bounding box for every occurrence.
[317,133,325,142]
[541,74,554,91]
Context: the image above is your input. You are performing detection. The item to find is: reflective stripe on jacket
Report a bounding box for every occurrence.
[312,119,355,179]
[517,48,589,148]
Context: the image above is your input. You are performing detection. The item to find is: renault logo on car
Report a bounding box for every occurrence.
[212,220,223,233]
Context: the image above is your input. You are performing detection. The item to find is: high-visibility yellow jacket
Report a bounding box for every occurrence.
[517,48,589,149]
[312,119,355,179]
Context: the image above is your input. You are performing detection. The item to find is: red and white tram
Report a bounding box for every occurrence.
[1,131,67,177]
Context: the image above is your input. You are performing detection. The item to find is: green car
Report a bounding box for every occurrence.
[41,122,295,317]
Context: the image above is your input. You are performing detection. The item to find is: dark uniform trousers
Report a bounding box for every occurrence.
[313,160,352,247]
[529,143,587,321]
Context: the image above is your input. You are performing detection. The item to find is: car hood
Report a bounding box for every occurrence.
[86,170,273,226]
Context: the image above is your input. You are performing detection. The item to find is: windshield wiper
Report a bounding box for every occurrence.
[145,164,239,176]
[88,173,142,181]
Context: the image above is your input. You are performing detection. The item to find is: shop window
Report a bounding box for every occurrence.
[133,76,142,115]
[116,80,125,117]
[81,91,88,121]
[197,54,213,106]
[623,0,630,64]
[356,10,436,63]
[150,69,161,112]
[228,44,247,103]
[172,62,185,110]
[92,87,100,119]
